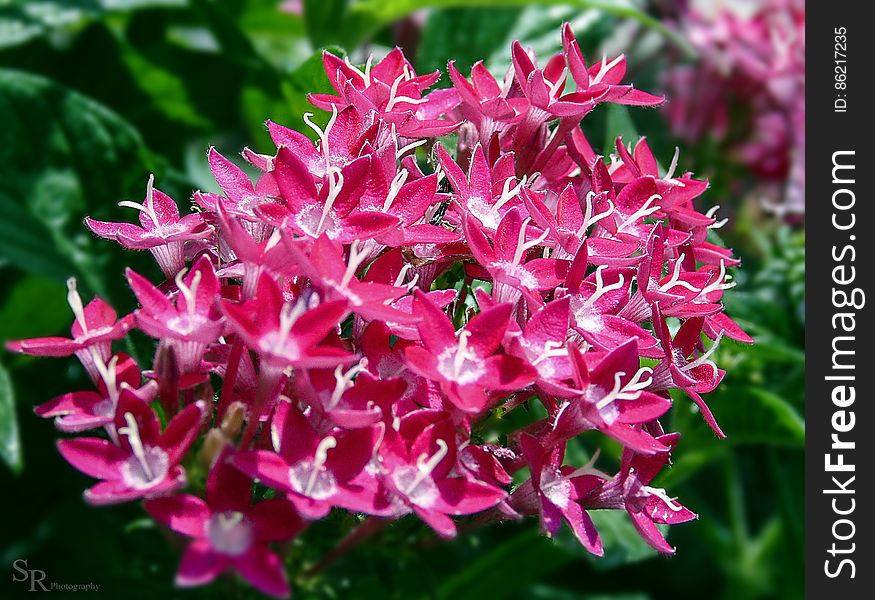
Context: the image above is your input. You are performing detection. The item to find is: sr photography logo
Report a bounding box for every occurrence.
[10,560,100,593]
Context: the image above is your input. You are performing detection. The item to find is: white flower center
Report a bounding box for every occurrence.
[118,412,169,489]
[120,447,169,490]
[206,511,254,556]
[391,439,449,508]
[289,436,338,500]
[540,466,572,509]
[436,331,485,384]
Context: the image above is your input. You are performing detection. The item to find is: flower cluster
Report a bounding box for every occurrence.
[8,23,750,598]
[664,0,805,216]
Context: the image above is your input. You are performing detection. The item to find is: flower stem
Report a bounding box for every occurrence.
[217,338,244,421]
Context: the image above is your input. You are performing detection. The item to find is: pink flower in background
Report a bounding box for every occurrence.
[8,22,751,597]
[665,0,805,216]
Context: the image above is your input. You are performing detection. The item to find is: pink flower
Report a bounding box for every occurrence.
[378,412,506,537]
[651,304,726,437]
[57,393,203,505]
[6,279,133,384]
[548,341,671,454]
[664,0,805,215]
[231,398,384,518]
[514,433,605,555]
[403,292,536,414]
[220,270,352,371]
[260,147,399,242]
[34,352,155,432]
[86,175,212,277]
[505,297,574,389]
[283,234,416,324]
[126,255,224,374]
[312,48,460,138]
[464,209,569,305]
[437,143,522,232]
[7,23,750,595]
[146,450,303,598]
[585,434,697,554]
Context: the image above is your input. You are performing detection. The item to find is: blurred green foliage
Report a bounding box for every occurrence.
[0,1,803,598]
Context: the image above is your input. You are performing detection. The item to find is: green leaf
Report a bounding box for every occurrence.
[721,388,805,448]
[0,359,22,474]
[0,275,68,343]
[302,0,349,48]
[604,103,639,155]
[332,0,694,57]
[0,68,155,299]
[527,589,650,600]
[484,4,614,75]
[417,7,523,75]
[656,447,728,488]
[0,0,186,49]
[432,527,572,600]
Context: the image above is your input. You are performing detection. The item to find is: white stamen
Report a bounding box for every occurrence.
[118,412,154,481]
[397,139,427,158]
[303,106,339,160]
[697,261,736,299]
[118,174,160,227]
[642,485,685,511]
[174,268,202,317]
[277,300,307,349]
[659,254,700,293]
[383,170,409,212]
[705,205,729,229]
[401,438,449,496]
[453,331,473,379]
[591,54,624,85]
[680,331,724,373]
[568,449,611,480]
[595,366,654,411]
[317,166,345,234]
[577,191,614,237]
[305,436,337,495]
[66,278,88,333]
[344,55,373,87]
[581,266,626,311]
[617,194,662,233]
[492,176,527,213]
[327,359,368,410]
[531,340,568,366]
[665,147,681,181]
[544,68,568,98]
[91,351,120,403]
[512,217,550,265]
[386,72,429,111]
[341,241,370,287]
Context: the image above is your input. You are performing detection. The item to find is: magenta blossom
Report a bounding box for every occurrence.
[57,393,203,505]
[86,175,212,277]
[146,450,303,598]
[6,279,133,384]
[403,292,536,414]
[231,398,384,519]
[378,413,506,537]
